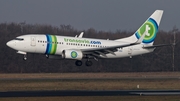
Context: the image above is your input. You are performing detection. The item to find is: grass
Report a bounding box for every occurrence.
[1,79,180,91]
[0,73,180,101]
[0,72,180,79]
[0,72,180,91]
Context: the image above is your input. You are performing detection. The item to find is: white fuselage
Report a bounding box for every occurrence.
[7,34,154,59]
[6,10,163,66]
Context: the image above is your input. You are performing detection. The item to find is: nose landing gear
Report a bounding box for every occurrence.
[23,54,27,61]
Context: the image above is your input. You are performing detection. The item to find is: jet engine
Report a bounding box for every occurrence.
[62,49,83,60]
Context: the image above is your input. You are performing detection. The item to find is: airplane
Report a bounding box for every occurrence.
[7,10,164,66]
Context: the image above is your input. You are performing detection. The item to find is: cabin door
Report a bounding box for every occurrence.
[31,36,36,46]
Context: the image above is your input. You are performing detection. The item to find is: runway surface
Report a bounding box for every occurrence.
[0,73,180,97]
[0,90,180,97]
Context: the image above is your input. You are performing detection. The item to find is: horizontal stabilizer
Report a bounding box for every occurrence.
[143,44,173,49]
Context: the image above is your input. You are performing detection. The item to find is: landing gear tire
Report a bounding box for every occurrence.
[85,61,92,66]
[75,60,82,66]
[46,54,49,58]
[23,55,27,61]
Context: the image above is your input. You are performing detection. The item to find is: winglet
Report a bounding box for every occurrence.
[78,32,84,38]
[75,32,84,38]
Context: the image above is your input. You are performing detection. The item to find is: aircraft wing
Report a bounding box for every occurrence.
[80,31,147,57]
[81,43,135,57]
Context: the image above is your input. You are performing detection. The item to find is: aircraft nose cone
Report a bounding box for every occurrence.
[6,40,14,48]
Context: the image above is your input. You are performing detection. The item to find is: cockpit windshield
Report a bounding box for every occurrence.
[14,38,24,41]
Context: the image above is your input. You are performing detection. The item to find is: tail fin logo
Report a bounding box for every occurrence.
[135,18,158,44]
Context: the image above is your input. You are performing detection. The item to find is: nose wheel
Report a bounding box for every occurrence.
[23,54,27,61]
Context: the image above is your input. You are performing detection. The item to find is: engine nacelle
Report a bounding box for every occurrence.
[62,49,83,60]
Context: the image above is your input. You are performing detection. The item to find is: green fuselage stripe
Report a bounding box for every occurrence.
[50,35,57,54]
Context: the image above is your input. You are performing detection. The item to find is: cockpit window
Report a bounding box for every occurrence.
[14,38,24,41]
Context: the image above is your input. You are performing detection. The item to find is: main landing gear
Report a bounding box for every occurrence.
[85,60,92,66]
[75,60,83,66]
[75,60,93,66]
